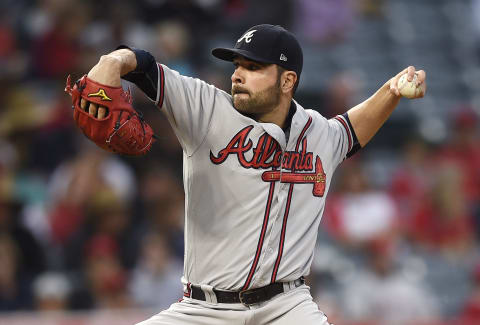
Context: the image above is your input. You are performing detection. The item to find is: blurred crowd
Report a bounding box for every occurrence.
[0,0,480,324]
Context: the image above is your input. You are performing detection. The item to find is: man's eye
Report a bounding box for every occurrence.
[249,64,259,70]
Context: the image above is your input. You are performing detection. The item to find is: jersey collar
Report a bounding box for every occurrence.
[282,101,297,132]
[259,100,311,150]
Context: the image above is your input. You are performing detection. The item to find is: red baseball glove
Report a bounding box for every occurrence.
[65,75,155,155]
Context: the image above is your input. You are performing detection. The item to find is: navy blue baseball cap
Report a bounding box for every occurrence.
[212,24,303,79]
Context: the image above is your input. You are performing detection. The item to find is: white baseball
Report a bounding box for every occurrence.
[397,73,422,99]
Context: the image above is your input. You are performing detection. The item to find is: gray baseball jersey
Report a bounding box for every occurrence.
[145,63,357,293]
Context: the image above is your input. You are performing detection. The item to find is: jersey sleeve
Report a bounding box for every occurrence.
[156,64,217,155]
[120,47,217,155]
[327,113,361,166]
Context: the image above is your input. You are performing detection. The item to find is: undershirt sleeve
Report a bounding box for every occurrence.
[341,112,361,158]
[116,45,159,102]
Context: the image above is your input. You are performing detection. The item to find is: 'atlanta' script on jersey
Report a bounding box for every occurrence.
[210,125,326,197]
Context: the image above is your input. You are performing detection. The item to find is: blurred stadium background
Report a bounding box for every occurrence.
[0,0,480,324]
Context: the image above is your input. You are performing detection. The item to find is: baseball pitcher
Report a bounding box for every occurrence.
[66,24,426,325]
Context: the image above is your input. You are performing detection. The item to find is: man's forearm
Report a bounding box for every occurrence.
[347,80,401,147]
[87,49,137,87]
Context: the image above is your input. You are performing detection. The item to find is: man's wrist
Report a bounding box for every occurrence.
[86,55,124,87]
[103,49,137,76]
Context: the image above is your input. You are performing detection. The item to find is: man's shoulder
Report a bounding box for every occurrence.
[294,101,328,124]
[215,86,233,102]
[162,64,233,103]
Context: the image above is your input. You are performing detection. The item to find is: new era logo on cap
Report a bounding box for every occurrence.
[280,54,287,62]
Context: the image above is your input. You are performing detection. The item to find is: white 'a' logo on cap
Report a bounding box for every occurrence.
[237,30,257,44]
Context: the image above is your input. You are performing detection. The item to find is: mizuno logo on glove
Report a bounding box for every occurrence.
[88,89,112,101]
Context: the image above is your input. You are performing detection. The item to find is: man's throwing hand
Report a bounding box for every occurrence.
[389,66,427,99]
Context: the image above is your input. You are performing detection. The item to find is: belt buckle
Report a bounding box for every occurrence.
[239,289,253,306]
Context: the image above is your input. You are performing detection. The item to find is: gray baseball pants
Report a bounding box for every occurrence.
[135,284,330,325]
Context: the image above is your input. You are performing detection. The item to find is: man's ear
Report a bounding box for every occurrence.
[281,71,297,94]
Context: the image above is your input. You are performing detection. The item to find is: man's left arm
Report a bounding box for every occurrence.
[347,66,427,147]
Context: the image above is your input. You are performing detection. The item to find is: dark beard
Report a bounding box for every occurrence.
[231,79,281,118]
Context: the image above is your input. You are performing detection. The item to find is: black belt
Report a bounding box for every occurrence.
[188,277,304,305]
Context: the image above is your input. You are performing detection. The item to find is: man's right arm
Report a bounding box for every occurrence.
[86,47,218,154]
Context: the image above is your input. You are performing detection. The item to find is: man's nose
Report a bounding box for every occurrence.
[231,67,244,84]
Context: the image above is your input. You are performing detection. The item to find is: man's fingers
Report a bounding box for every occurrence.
[389,76,401,96]
[80,99,106,118]
[88,102,98,117]
[418,79,427,97]
[407,66,416,82]
[416,70,426,86]
[81,99,87,110]
[390,67,411,96]
[97,106,107,119]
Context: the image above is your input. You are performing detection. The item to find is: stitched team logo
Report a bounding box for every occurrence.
[88,89,112,101]
[237,30,257,44]
[262,157,326,197]
[210,125,326,197]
